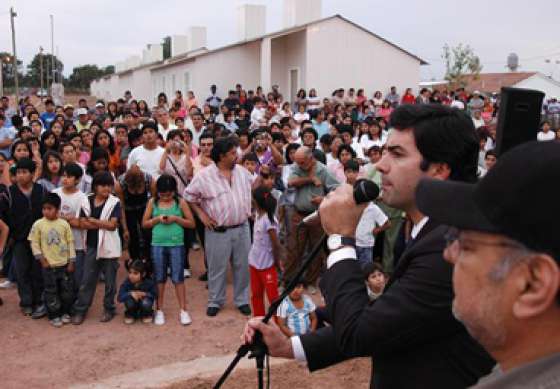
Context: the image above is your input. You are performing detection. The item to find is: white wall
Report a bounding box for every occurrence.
[514,74,560,100]
[271,30,307,102]
[306,17,421,99]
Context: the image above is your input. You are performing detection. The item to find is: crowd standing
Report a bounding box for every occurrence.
[0,83,552,329]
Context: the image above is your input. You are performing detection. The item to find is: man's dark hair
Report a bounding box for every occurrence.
[285,143,301,164]
[15,157,36,173]
[389,104,479,183]
[362,262,385,279]
[211,136,237,163]
[343,159,360,173]
[367,145,382,156]
[241,152,259,164]
[11,114,23,127]
[115,123,128,132]
[128,128,143,145]
[166,129,183,142]
[320,134,333,146]
[62,162,84,180]
[336,124,354,137]
[129,259,146,275]
[91,171,114,191]
[301,127,318,142]
[141,121,157,133]
[485,150,497,159]
[43,192,61,209]
[271,132,286,144]
[199,131,214,143]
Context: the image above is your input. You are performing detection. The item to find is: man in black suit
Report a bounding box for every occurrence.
[243,104,495,388]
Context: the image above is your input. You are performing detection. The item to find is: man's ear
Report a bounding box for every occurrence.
[426,162,451,180]
[513,254,560,319]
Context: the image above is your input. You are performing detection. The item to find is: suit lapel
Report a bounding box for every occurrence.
[387,219,439,288]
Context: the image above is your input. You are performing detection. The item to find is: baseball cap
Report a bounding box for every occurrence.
[77,108,88,116]
[95,102,105,108]
[416,141,560,259]
[64,104,74,110]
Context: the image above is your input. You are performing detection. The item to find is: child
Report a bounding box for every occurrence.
[248,186,282,317]
[7,158,47,317]
[37,151,63,192]
[344,160,390,266]
[364,145,382,186]
[242,152,259,179]
[277,280,317,337]
[117,259,157,324]
[53,163,89,289]
[28,193,76,327]
[142,174,195,326]
[363,262,387,301]
[72,171,122,325]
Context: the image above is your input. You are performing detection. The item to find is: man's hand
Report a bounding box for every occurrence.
[67,262,75,273]
[312,176,322,187]
[199,212,217,230]
[242,318,295,360]
[319,184,368,236]
[40,258,50,269]
[372,227,382,236]
[310,195,323,206]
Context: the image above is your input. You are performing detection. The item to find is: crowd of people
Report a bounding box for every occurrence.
[0,83,550,331]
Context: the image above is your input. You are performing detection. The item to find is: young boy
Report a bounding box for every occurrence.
[72,171,122,325]
[364,145,382,186]
[8,158,48,317]
[277,280,317,337]
[363,262,387,301]
[242,152,259,179]
[117,259,157,324]
[53,163,89,289]
[28,193,76,327]
[344,160,390,266]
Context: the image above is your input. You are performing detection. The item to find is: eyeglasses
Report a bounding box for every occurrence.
[444,227,526,257]
[200,142,213,147]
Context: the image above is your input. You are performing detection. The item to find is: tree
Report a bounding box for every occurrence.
[442,43,483,89]
[162,36,171,59]
[66,64,115,90]
[24,52,64,86]
[0,51,23,88]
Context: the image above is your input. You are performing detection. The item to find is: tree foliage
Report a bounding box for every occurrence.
[442,43,483,88]
[25,53,64,86]
[67,64,114,90]
[0,51,24,87]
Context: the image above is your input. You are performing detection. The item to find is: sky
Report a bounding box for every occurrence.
[1,0,560,82]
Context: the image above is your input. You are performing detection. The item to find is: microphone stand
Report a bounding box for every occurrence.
[213,233,327,389]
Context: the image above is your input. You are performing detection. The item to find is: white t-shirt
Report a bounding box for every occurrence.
[52,188,89,251]
[355,202,388,247]
[293,112,310,123]
[359,134,385,153]
[158,123,177,140]
[537,131,555,142]
[450,100,465,110]
[472,117,485,129]
[127,145,165,179]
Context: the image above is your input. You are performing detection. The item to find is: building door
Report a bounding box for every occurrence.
[290,69,299,106]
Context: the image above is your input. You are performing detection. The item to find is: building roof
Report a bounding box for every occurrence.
[422,72,540,93]
[129,14,428,74]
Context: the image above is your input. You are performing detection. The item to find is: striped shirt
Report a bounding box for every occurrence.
[184,164,253,227]
[277,295,316,336]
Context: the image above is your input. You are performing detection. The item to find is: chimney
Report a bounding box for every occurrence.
[188,26,207,50]
[171,35,189,57]
[283,0,322,28]
[237,4,266,41]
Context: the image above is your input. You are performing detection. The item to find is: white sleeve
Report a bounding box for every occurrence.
[277,299,287,318]
[126,149,136,170]
[372,204,389,226]
[290,336,308,362]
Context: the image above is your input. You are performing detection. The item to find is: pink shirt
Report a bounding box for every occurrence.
[184,164,253,226]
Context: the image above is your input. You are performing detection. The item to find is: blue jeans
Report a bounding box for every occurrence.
[73,250,86,291]
[356,246,374,268]
[152,245,185,284]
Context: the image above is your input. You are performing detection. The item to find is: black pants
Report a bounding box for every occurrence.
[73,247,119,315]
[42,266,75,319]
[123,296,154,318]
[13,241,43,308]
[126,208,151,262]
[193,213,207,271]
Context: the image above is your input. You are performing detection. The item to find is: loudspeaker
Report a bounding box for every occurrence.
[495,87,545,156]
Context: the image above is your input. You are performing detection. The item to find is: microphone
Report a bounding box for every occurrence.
[301,179,380,225]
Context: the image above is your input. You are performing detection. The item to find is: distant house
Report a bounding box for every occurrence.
[420,72,560,99]
[90,10,426,106]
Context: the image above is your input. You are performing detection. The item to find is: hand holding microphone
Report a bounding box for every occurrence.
[301,179,380,233]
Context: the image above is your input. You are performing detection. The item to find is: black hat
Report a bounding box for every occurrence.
[416,141,560,260]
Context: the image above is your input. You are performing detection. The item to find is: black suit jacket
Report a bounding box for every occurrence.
[300,220,495,389]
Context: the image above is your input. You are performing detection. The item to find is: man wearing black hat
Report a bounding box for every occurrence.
[416,140,560,388]
[244,104,495,388]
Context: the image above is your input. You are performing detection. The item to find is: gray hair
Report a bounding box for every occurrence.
[487,246,533,282]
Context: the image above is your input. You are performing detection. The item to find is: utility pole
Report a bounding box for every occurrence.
[50,14,55,85]
[39,46,44,100]
[10,7,19,103]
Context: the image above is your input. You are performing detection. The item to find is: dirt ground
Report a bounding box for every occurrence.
[0,249,371,388]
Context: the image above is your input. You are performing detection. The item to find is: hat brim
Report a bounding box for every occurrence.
[416,178,500,233]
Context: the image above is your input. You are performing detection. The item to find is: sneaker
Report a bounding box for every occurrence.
[50,317,63,328]
[154,310,165,325]
[142,316,153,324]
[72,314,85,325]
[206,306,220,317]
[32,304,47,319]
[180,310,192,325]
[100,310,115,323]
[198,272,208,282]
[238,304,252,316]
[21,306,33,316]
[192,242,201,251]
[61,314,72,324]
[124,316,135,325]
[0,280,14,289]
[184,269,192,278]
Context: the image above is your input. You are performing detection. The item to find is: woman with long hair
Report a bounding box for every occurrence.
[137,100,151,119]
[79,129,94,165]
[40,130,60,156]
[107,101,120,122]
[37,151,63,192]
[93,129,120,174]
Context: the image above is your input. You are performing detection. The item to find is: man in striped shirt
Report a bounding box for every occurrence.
[184,136,254,317]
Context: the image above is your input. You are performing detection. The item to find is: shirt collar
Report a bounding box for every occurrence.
[411,216,429,240]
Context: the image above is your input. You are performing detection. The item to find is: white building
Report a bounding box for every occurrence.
[91,2,426,106]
